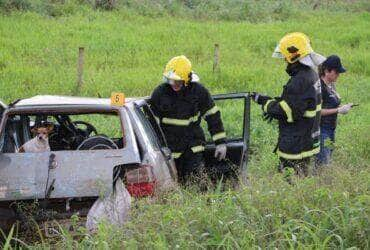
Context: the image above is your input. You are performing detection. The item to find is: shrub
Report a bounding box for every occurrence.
[94,0,116,10]
[0,0,31,12]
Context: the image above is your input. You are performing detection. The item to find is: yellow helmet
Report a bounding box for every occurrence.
[163,55,192,84]
[273,32,313,63]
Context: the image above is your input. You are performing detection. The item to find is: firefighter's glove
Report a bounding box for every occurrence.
[263,112,274,123]
[251,92,271,105]
[337,103,353,115]
[214,144,227,161]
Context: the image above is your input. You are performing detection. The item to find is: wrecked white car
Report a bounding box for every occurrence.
[0,93,250,235]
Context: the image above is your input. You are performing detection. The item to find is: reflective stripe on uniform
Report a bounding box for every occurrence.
[191,145,205,153]
[212,131,226,141]
[162,113,200,126]
[263,99,273,113]
[312,130,320,138]
[153,115,160,124]
[279,100,293,123]
[162,117,189,126]
[172,152,182,159]
[303,110,316,118]
[203,105,220,118]
[303,104,322,118]
[277,146,320,160]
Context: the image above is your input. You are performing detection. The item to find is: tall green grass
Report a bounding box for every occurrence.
[0,1,369,248]
[15,167,370,249]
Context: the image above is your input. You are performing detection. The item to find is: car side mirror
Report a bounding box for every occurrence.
[161,147,172,160]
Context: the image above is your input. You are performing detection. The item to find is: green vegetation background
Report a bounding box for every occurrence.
[0,0,369,248]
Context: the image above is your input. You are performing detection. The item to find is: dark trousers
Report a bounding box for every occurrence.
[316,126,336,166]
[175,149,205,185]
[278,157,311,180]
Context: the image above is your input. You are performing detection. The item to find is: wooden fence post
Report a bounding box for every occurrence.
[75,47,84,95]
[213,43,220,73]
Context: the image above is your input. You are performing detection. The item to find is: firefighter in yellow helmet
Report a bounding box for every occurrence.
[251,32,325,179]
[149,55,227,184]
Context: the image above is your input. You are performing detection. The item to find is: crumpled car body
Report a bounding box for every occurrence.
[0,93,250,236]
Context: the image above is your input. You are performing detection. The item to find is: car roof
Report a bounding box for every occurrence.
[14,95,143,107]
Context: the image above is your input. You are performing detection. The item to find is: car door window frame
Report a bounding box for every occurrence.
[211,93,250,175]
[134,102,169,150]
[212,92,250,145]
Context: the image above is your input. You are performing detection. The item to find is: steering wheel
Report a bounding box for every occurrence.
[72,121,98,137]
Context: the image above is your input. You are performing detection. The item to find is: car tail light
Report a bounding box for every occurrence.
[125,165,156,197]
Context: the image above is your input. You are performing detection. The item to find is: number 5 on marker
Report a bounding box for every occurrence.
[111,92,125,106]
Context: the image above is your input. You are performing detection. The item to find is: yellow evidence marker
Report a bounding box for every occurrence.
[111,92,125,106]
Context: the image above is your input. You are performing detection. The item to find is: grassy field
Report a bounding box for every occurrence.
[0,1,369,249]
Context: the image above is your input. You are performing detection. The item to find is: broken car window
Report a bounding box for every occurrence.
[1,112,124,153]
[201,98,244,142]
[135,104,167,149]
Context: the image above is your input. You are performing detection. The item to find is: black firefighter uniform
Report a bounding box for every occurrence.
[259,62,322,166]
[149,80,226,180]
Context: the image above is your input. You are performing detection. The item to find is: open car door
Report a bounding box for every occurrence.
[203,93,250,183]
